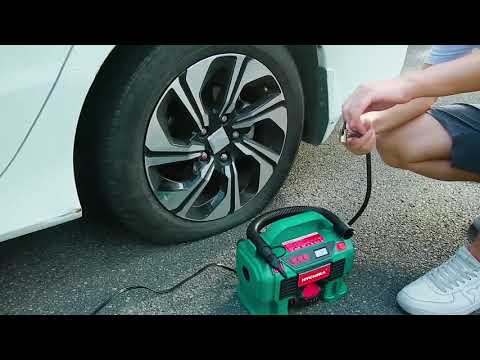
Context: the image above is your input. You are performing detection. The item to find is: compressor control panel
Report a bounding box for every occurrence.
[281,232,333,268]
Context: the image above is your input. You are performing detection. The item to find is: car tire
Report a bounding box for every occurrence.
[78,45,304,244]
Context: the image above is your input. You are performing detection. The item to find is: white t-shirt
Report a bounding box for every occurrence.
[426,45,480,65]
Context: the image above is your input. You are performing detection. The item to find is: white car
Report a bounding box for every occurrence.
[0,45,408,244]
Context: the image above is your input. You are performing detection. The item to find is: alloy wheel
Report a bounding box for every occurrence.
[144,53,288,221]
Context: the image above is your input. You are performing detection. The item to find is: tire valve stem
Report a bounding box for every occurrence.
[220,153,228,161]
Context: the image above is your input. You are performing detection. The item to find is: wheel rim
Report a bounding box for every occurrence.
[144,53,288,221]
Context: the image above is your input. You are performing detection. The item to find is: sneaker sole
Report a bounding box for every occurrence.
[399,303,476,315]
[397,292,480,315]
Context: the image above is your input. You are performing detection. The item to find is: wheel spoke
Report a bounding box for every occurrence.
[185,56,221,128]
[156,176,185,191]
[157,158,214,211]
[242,137,280,164]
[219,54,246,116]
[145,151,203,167]
[234,142,273,190]
[231,160,241,211]
[169,78,204,131]
[174,160,215,217]
[205,165,233,220]
[232,97,287,135]
[145,113,205,153]
[220,58,273,116]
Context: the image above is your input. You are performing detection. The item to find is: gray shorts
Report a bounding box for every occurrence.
[426,45,480,65]
[427,104,480,175]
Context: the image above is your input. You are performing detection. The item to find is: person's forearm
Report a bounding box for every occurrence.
[404,51,480,99]
[363,96,437,133]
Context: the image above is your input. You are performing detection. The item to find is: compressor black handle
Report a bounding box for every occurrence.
[246,206,354,277]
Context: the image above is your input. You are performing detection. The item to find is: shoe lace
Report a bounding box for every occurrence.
[427,252,480,292]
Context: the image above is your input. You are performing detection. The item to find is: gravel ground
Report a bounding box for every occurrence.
[1,45,479,315]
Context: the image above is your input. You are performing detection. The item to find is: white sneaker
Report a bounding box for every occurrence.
[397,246,480,315]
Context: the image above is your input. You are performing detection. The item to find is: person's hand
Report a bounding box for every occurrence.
[343,120,376,155]
[342,77,414,135]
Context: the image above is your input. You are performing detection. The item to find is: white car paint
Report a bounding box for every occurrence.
[320,45,409,142]
[0,45,71,174]
[0,45,115,242]
[0,45,407,243]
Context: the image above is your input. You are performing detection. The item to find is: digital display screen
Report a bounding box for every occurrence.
[314,248,328,258]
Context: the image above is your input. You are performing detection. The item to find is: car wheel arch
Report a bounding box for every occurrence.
[286,45,329,145]
[73,45,158,212]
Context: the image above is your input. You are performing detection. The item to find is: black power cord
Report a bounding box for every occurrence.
[90,124,372,315]
[90,263,236,315]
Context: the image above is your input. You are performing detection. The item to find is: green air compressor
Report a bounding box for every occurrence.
[236,206,356,315]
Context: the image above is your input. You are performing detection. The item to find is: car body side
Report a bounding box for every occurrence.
[0,45,408,242]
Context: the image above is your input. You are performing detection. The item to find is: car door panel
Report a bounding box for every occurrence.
[0,45,72,174]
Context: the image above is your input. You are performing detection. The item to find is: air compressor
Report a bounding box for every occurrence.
[236,206,355,315]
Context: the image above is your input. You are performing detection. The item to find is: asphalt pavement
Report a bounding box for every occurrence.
[1,45,479,315]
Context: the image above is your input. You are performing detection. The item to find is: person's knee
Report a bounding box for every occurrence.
[376,134,409,169]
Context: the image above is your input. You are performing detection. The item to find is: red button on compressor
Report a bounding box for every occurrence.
[302,283,321,300]
[336,242,347,251]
